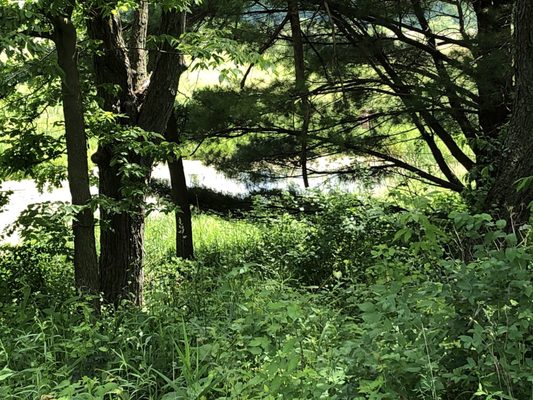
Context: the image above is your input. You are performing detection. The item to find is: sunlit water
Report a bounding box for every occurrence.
[0,160,372,243]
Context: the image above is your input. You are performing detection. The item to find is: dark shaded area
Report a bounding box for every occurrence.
[150,178,263,216]
[149,178,322,216]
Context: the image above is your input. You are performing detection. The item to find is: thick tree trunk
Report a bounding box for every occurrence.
[87,11,144,306]
[166,112,193,259]
[472,0,513,167]
[99,214,144,305]
[96,149,145,306]
[88,9,187,306]
[485,0,533,225]
[53,15,99,294]
[288,0,310,188]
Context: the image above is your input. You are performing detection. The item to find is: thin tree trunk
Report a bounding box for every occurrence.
[172,158,194,259]
[288,0,310,188]
[53,15,99,294]
[485,0,533,225]
[166,112,194,259]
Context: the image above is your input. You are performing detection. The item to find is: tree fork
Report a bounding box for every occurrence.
[88,7,187,306]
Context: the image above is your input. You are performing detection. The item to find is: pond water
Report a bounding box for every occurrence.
[0,160,371,243]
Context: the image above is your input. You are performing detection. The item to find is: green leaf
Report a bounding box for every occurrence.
[0,367,14,382]
[358,302,376,312]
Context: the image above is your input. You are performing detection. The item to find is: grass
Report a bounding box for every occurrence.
[144,212,262,268]
[0,211,355,399]
[0,194,532,399]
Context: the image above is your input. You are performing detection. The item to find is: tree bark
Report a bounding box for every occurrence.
[136,11,187,134]
[471,0,513,169]
[166,112,194,259]
[52,14,99,295]
[130,0,149,91]
[88,8,187,306]
[87,10,143,306]
[485,0,533,225]
[99,204,145,306]
[288,0,310,188]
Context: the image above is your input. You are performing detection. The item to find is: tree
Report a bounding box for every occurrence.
[51,4,99,293]
[186,1,518,204]
[1,0,257,304]
[322,0,510,190]
[87,2,189,306]
[166,110,194,259]
[0,0,99,294]
[485,0,533,224]
[288,0,311,188]
[1,0,196,305]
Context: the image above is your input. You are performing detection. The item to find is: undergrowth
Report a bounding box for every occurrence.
[0,191,531,399]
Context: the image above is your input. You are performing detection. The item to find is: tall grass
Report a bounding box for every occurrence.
[144,212,262,268]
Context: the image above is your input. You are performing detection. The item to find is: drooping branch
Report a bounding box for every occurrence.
[331,11,474,174]
[240,14,290,90]
[411,0,478,142]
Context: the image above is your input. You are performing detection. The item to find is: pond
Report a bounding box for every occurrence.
[0,160,372,243]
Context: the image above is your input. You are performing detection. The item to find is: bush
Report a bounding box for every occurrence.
[337,201,533,399]
[0,243,73,304]
[1,193,531,399]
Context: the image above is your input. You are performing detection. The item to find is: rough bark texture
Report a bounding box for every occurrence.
[472,0,513,167]
[100,210,145,305]
[87,12,136,114]
[288,0,310,188]
[53,15,99,294]
[166,112,194,259]
[136,12,187,134]
[130,1,149,91]
[485,0,533,225]
[87,10,142,306]
[88,8,187,306]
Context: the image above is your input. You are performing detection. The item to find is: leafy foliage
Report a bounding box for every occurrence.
[1,1,532,398]
[1,194,531,399]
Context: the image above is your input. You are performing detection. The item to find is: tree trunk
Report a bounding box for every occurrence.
[288,0,310,188]
[130,0,149,90]
[88,9,187,306]
[485,0,533,225]
[87,10,144,306]
[166,112,194,259]
[96,148,145,306]
[472,0,513,167]
[53,15,99,294]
